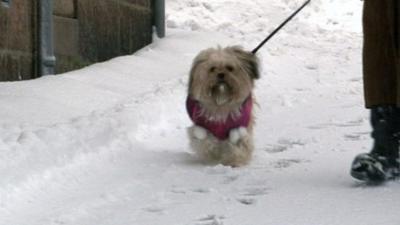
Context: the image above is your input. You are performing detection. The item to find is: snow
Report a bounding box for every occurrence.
[1,0,399,225]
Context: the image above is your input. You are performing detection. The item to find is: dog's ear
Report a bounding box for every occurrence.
[188,60,199,94]
[188,48,213,94]
[228,46,260,80]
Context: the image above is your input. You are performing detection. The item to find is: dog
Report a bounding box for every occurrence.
[186,46,260,167]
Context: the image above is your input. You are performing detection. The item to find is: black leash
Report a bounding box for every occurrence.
[252,0,311,54]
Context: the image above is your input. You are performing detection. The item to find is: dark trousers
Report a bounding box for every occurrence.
[362,0,400,108]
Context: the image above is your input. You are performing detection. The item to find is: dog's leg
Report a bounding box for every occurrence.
[229,127,248,144]
[188,126,223,162]
[223,127,253,166]
[192,125,207,140]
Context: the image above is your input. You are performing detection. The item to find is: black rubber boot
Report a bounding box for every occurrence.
[351,106,400,182]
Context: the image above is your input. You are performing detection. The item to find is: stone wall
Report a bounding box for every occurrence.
[53,0,85,73]
[0,0,38,81]
[0,0,153,80]
[77,0,153,63]
[54,0,153,74]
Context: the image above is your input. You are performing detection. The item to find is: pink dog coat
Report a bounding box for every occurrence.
[186,96,253,140]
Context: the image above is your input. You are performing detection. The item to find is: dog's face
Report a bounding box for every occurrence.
[189,46,259,110]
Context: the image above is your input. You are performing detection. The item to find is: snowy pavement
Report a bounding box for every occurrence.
[1,0,399,225]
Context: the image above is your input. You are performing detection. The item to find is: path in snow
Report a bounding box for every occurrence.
[1,0,400,225]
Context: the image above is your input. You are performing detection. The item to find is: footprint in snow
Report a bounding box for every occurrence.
[344,131,369,141]
[265,138,306,153]
[222,174,240,184]
[272,158,308,169]
[143,206,165,214]
[195,215,225,225]
[192,187,213,194]
[308,118,365,130]
[237,198,256,205]
[236,186,270,206]
[305,64,318,70]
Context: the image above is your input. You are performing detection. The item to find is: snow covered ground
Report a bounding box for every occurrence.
[1,0,399,225]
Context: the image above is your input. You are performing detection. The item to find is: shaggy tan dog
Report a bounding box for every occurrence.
[186,46,260,167]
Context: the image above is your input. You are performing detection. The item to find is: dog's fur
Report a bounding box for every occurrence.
[187,46,260,167]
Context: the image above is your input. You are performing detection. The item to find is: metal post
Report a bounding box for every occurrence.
[1,0,11,8]
[39,0,56,76]
[154,0,165,38]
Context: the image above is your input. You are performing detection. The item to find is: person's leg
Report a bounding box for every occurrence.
[350,0,400,182]
[362,0,398,107]
[351,106,400,181]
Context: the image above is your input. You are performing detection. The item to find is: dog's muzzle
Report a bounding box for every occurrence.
[211,82,231,105]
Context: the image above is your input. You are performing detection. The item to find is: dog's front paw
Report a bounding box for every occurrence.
[229,127,248,144]
[192,125,208,140]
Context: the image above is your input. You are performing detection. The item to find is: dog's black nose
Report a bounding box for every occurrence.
[217,73,225,81]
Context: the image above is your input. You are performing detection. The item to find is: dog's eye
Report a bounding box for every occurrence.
[209,67,216,73]
[226,65,234,72]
